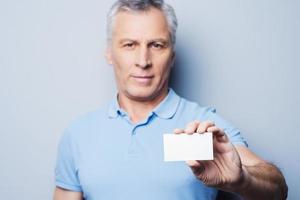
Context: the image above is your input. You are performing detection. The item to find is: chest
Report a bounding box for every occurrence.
[75,117,217,199]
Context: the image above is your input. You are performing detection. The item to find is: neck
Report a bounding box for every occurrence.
[118,89,168,124]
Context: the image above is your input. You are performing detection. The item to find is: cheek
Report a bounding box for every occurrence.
[157,58,172,78]
[113,54,133,75]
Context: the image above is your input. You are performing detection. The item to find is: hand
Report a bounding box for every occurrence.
[174,120,245,191]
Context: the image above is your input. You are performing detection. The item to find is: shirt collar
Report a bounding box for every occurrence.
[107,88,181,119]
[107,93,122,118]
[152,88,181,119]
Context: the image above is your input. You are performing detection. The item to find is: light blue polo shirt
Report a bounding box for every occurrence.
[55,88,247,200]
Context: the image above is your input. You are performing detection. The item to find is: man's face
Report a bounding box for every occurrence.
[106,7,175,102]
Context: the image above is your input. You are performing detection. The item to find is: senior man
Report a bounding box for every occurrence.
[54,0,288,199]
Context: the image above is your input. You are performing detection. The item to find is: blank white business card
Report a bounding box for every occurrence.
[163,132,213,161]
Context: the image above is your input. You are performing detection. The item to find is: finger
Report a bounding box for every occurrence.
[207,126,223,136]
[207,127,228,143]
[185,160,200,168]
[196,120,215,134]
[173,128,184,134]
[185,120,200,135]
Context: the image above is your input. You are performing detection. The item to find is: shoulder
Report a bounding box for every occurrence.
[177,96,216,119]
[176,95,248,146]
[177,96,229,125]
[63,105,109,139]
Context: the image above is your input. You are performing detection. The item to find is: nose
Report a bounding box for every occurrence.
[135,45,152,69]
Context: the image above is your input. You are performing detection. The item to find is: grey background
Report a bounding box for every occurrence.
[0,0,299,199]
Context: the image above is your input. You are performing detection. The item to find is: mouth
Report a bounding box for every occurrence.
[131,75,154,84]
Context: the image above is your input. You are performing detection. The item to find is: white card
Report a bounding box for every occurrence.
[163,132,213,161]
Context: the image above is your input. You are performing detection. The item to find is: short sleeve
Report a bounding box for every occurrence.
[201,107,248,147]
[55,129,82,192]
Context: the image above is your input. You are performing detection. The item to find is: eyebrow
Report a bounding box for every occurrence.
[119,38,170,44]
[149,38,169,44]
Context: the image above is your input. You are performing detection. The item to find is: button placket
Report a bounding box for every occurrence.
[127,113,155,157]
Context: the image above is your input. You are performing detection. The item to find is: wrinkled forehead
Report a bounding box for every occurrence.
[111,7,171,42]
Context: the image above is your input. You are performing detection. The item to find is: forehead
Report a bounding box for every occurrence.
[112,7,170,41]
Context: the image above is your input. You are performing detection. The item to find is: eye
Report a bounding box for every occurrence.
[123,42,135,49]
[150,42,164,49]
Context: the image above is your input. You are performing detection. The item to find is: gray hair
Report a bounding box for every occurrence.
[106,0,178,46]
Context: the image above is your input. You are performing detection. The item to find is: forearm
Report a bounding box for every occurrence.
[234,163,288,200]
[53,187,83,200]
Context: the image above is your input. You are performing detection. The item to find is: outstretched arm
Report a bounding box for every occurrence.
[174,121,288,200]
[232,146,288,200]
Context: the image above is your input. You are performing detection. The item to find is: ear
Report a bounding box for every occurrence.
[105,46,113,65]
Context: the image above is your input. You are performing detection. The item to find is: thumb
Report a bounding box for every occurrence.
[186,160,205,176]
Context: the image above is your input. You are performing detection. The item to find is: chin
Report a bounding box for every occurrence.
[126,86,160,101]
